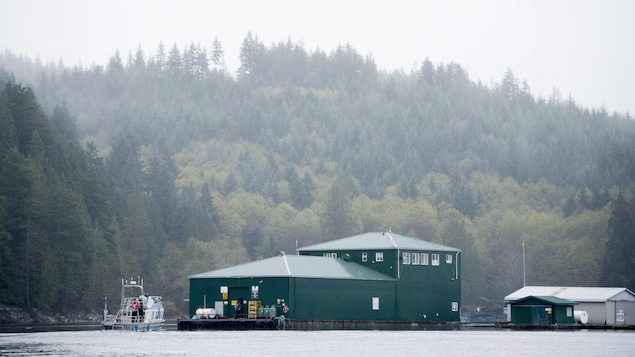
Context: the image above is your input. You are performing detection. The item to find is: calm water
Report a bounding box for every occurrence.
[0,327,633,356]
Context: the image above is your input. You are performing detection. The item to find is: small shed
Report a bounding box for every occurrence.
[509,296,577,325]
[505,286,635,325]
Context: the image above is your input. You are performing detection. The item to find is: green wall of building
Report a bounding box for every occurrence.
[188,233,461,322]
[189,253,460,321]
[509,297,576,325]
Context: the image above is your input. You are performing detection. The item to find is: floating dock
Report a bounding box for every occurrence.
[176,317,464,331]
[177,317,282,330]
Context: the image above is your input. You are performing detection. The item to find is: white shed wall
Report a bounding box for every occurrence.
[625,301,635,325]
[576,302,607,325]
[606,301,616,325]
[614,301,635,325]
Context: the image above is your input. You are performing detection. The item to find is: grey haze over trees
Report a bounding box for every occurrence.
[0,33,634,316]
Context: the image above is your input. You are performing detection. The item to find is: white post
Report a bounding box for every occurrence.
[522,241,526,286]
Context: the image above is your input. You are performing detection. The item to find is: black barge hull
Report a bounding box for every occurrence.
[178,318,281,330]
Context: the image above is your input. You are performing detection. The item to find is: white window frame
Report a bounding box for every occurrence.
[402,252,411,265]
[375,252,384,262]
[431,253,440,266]
[452,301,459,312]
[323,252,337,258]
[361,252,368,262]
[421,253,429,265]
[446,254,453,264]
[412,252,420,265]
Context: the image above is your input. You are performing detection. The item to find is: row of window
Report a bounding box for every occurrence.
[322,251,453,266]
[402,252,453,265]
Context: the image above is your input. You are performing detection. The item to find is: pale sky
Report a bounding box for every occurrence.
[2,0,634,114]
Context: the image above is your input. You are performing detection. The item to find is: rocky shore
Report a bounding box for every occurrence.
[0,303,101,325]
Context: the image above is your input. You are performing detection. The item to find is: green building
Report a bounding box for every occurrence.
[187,232,461,323]
[509,296,577,325]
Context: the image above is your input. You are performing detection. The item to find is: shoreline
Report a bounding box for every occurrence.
[0,303,100,326]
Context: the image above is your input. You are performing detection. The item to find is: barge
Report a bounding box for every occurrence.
[177,303,285,330]
[178,317,283,330]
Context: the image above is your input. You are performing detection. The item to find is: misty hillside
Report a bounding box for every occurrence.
[1,35,634,315]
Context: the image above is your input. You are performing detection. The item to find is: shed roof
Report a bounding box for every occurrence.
[510,295,577,306]
[299,232,460,252]
[505,286,635,302]
[189,254,394,281]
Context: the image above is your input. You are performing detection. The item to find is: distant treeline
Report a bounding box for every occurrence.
[0,33,634,315]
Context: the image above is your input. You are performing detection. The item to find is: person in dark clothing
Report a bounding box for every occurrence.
[138,300,145,320]
[234,299,244,318]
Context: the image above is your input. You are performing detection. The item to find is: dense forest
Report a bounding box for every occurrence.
[1,33,634,316]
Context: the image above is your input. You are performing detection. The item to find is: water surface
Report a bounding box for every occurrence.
[1,328,633,356]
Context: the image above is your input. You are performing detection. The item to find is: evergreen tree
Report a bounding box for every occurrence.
[0,87,17,150]
[454,184,477,218]
[223,172,238,196]
[420,57,435,85]
[200,183,219,236]
[563,194,576,217]
[155,41,167,75]
[182,42,196,79]
[578,187,589,210]
[0,147,33,305]
[133,45,145,73]
[105,133,143,225]
[145,152,179,241]
[195,45,209,79]
[210,36,225,69]
[167,43,182,78]
[501,67,519,99]
[50,103,77,141]
[287,168,314,210]
[5,83,51,155]
[106,50,124,74]
[601,191,635,289]
[238,31,261,78]
[591,187,611,209]
[320,177,358,241]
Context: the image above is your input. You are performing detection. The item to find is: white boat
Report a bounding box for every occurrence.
[103,277,164,331]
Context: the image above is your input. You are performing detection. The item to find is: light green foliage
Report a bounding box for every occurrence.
[1,35,634,316]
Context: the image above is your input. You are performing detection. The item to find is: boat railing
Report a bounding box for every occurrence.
[115,308,146,324]
[121,297,139,309]
[114,297,146,323]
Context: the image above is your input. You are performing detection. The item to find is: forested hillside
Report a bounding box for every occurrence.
[1,34,634,316]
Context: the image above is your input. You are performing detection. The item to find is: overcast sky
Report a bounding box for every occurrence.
[2,0,633,114]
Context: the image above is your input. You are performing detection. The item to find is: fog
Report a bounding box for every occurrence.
[2,0,633,114]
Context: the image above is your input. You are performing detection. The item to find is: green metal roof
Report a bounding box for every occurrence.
[510,295,578,306]
[189,254,394,280]
[299,232,460,252]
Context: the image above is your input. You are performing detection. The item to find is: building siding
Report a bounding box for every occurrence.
[509,296,576,325]
[187,232,461,323]
[505,286,635,326]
